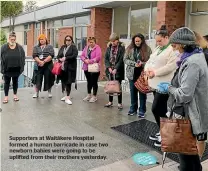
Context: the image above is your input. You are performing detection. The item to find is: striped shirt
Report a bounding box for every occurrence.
[32,44,54,60]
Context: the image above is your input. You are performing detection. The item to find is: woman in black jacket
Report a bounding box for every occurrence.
[104,33,125,110]
[57,35,78,105]
[32,34,55,98]
[1,32,25,103]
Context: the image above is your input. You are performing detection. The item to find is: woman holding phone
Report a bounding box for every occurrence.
[124,33,152,117]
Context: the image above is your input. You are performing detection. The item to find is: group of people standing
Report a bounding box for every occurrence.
[1,25,208,171]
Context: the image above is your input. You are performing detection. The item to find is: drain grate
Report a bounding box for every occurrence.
[111,119,208,163]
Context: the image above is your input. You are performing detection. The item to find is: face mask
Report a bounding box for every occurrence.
[173,50,180,57]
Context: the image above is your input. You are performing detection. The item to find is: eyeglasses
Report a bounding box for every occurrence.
[66,39,72,41]
[10,39,16,41]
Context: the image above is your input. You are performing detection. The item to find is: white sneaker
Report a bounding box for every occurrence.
[33,93,39,98]
[48,93,52,98]
[83,95,91,101]
[89,97,97,103]
[61,96,66,101]
[65,99,72,105]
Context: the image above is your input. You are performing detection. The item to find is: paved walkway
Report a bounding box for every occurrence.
[1,82,207,171]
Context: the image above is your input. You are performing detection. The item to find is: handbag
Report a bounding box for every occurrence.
[160,103,198,167]
[52,62,62,75]
[134,71,152,94]
[88,63,99,73]
[104,74,121,95]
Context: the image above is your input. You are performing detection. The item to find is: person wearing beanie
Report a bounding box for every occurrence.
[104,33,125,110]
[158,27,208,171]
[1,31,25,103]
[32,34,55,98]
[144,25,178,147]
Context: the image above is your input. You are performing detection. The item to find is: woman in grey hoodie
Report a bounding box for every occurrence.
[158,27,208,171]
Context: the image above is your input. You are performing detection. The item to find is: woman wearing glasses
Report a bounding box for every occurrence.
[144,25,178,147]
[81,37,102,103]
[57,35,78,105]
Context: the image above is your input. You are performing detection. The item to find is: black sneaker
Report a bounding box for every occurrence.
[138,112,145,118]
[154,140,161,147]
[149,132,160,141]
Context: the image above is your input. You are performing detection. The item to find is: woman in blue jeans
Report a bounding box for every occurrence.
[124,33,152,117]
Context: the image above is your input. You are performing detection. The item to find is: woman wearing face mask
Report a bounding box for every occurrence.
[157,27,208,171]
[1,32,25,104]
[57,35,78,105]
[32,34,55,98]
[144,25,178,147]
[81,37,101,103]
[104,33,125,110]
[124,33,152,117]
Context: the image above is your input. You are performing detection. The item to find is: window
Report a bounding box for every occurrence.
[75,27,87,51]
[192,1,208,13]
[75,15,90,25]
[130,3,150,39]
[53,20,62,27]
[50,28,59,48]
[114,7,129,39]
[63,18,74,26]
[112,2,157,40]
[23,24,29,45]
[34,23,41,45]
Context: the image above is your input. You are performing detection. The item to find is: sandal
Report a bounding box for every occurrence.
[13,98,19,101]
[3,99,8,104]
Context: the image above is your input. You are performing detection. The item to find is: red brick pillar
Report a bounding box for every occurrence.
[89,7,112,80]
[156,1,186,35]
[27,23,35,56]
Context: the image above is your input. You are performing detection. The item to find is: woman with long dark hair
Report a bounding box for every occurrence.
[124,33,152,117]
[32,34,55,98]
[57,35,78,105]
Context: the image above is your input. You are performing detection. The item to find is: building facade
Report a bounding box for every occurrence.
[1,1,208,79]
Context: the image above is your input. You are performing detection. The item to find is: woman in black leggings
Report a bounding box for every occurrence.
[57,35,78,105]
[81,37,102,103]
[1,32,25,103]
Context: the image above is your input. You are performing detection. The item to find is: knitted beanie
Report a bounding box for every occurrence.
[109,33,119,41]
[169,27,196,45]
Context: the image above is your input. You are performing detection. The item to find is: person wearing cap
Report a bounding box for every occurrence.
[1,31,25,103]
[104,33,125,110]
[158,27,208,171]
[32,34,55,98]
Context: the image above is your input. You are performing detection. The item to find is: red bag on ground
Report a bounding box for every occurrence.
[52,62,62,75]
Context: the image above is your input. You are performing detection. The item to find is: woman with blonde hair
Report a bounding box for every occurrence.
[194,31,208,65]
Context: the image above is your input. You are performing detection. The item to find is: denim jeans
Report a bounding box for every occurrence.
[129,80,147,114]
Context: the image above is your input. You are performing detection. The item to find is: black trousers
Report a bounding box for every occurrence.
[179,154,202,171]
[36,65,55,92]
[152,91,169,127]
[4,75,19,96]
[84,71,100,96]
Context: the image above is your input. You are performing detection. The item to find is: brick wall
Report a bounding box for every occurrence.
[57,27,73,48]
[157,1,186,35]
[90,7,112,80]
[27,23,35,56]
